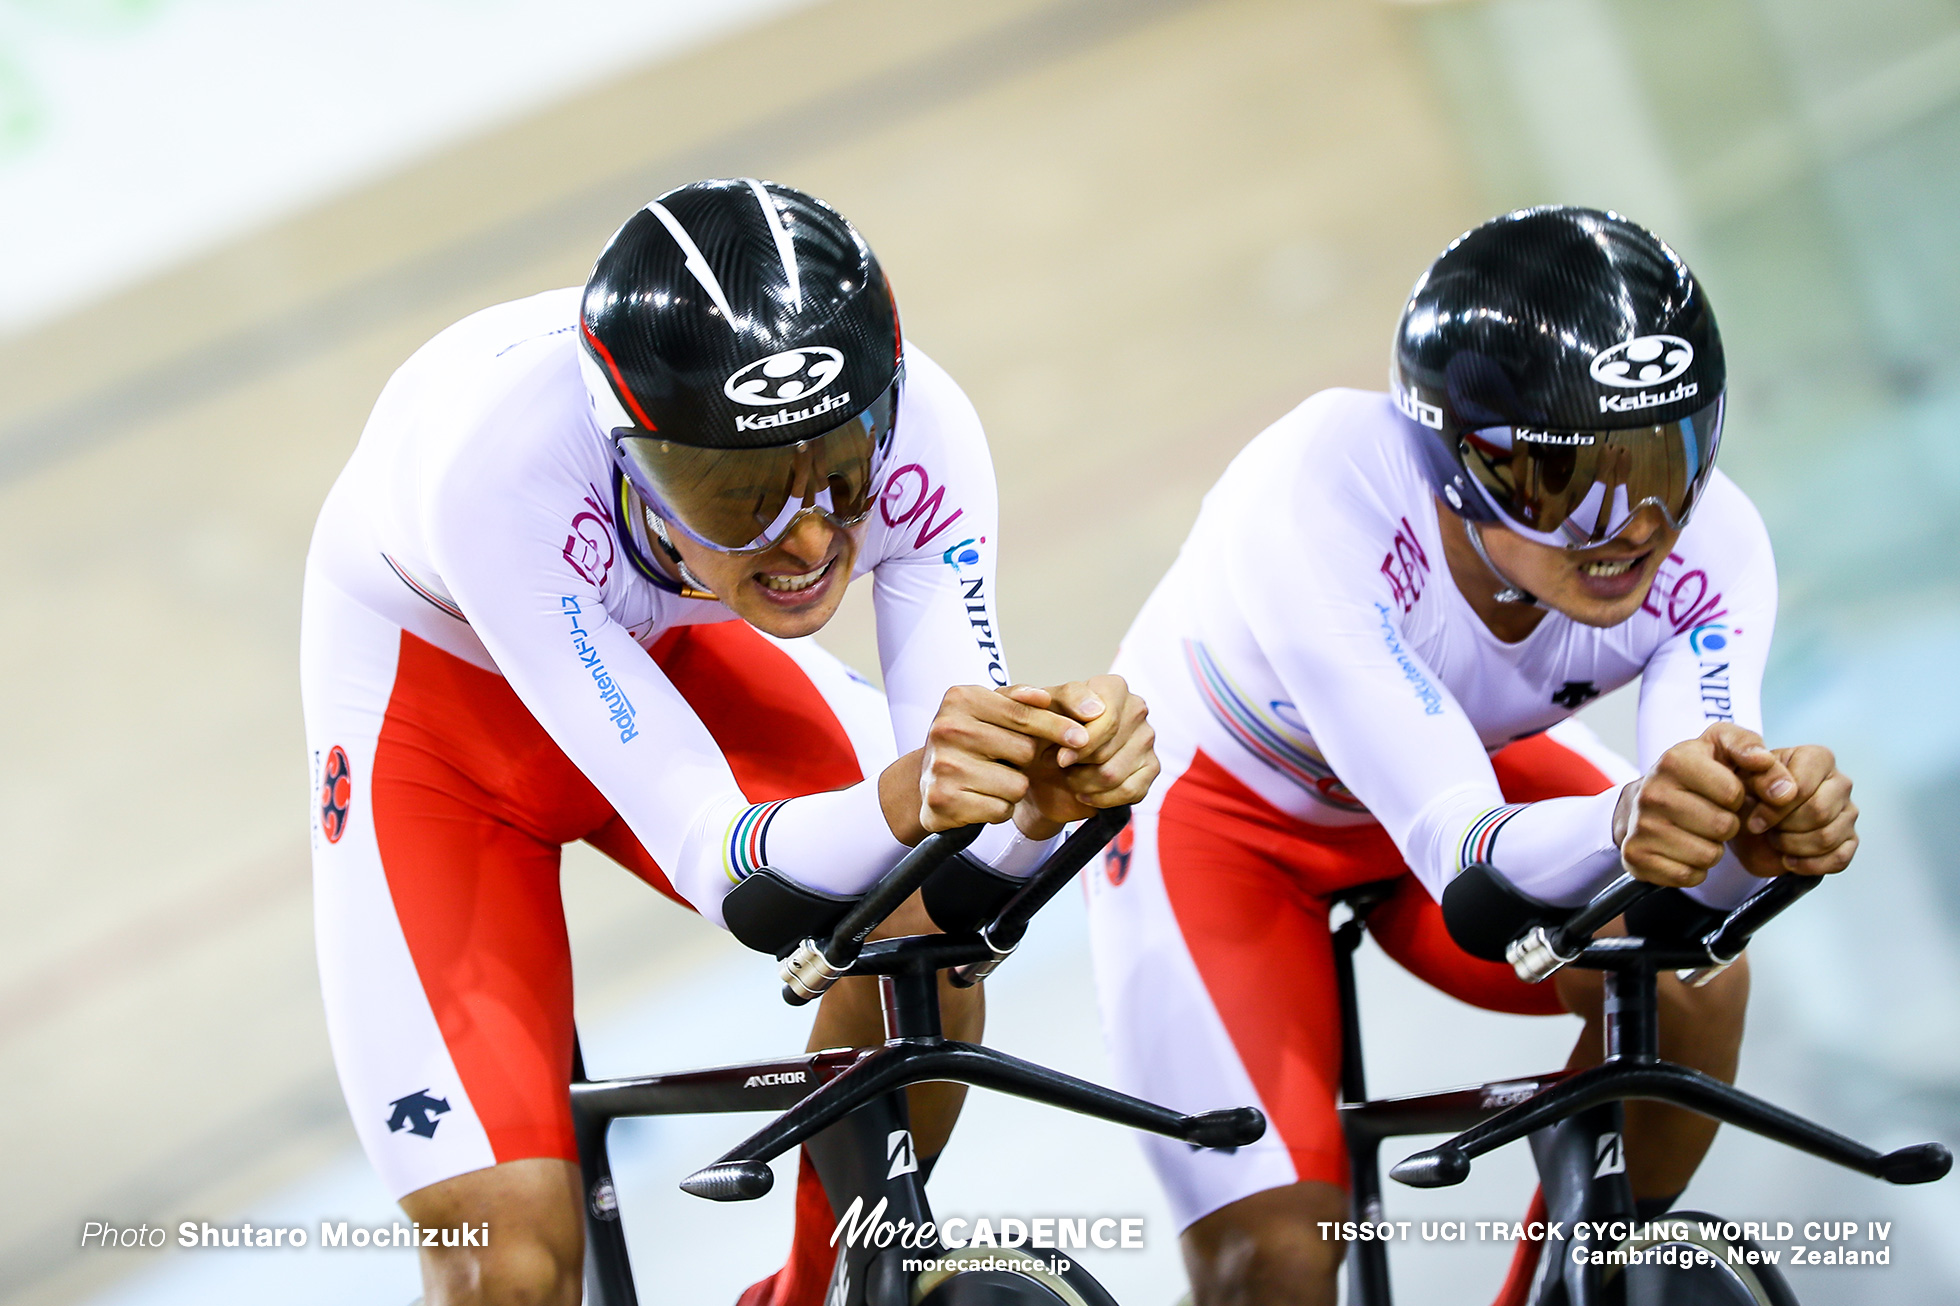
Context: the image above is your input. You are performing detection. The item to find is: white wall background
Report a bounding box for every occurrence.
[0,0,815,336]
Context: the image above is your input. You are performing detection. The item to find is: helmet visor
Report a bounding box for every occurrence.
[614,377,899,554]
[1458,396,1724,548]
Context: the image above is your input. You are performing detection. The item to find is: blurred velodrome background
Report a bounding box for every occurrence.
[2,1,1957,1302]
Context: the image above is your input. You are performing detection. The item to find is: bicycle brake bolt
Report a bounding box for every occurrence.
[1507,925,1578,983]
[781,941,847,1001]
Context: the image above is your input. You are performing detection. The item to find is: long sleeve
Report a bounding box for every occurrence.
[420,391,910,926]
[1634,487,1779,909]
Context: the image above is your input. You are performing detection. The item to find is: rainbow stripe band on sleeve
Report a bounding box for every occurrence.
[1458,804,1527,872]
[1182,639,1367,813]
[724,799,791,884]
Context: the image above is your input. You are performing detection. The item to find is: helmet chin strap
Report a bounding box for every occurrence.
[1465,519,1538,606]
[642,504,720,602]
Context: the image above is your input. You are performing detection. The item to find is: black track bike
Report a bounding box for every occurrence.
[1329,866,1951,1305]
[571,808,1266,1304]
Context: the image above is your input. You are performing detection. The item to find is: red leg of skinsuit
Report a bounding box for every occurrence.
[1157,733,1611,1305]
[372,621,859,1306]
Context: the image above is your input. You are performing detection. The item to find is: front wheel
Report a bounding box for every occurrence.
[1605,1210,1800,1306]
[910,1246,1119,1305]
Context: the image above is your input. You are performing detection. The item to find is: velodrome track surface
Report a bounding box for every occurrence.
[3,2,1955,1303]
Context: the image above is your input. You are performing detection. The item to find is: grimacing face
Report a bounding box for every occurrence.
[664,510,862,639]
[1478,505,1682,629]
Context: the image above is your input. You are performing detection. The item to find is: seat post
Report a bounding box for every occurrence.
[1333,913,1370,1105]
[881,962,944,1042]
[1601,964,1660,1065]
[1332,897,1396,1306]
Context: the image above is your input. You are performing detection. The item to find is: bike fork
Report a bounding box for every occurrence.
[1529,1102,1633,1306]
[805,1086,934,1306]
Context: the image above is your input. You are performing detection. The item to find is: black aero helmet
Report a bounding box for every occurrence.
[579,178,902,554]
[1391,206,1725,548]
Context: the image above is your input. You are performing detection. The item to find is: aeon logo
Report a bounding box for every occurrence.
[1590,335,1694,389]
[724,347,845,406]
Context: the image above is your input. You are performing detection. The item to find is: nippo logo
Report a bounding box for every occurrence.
[1590,335,1694,389]
[1689,621,1731,656]
[724,347,845,406]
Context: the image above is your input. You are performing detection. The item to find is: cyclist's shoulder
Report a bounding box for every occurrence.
[1690,468,1768,533]
[869,343,996,561]
[1673,469,1774,574]
[1229,388,1413,479]
[891,343,982,448]
[364,289,598,486]
[1205,388,1426,532]
[394,287,584,388]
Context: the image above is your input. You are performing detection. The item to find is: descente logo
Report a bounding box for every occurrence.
[744,1071,807,1088]
[735,390,851,432]
[1599,380,1697,415]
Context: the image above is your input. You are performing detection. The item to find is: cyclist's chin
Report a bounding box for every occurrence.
[731,556,851,638]
[1546,573,1656,629]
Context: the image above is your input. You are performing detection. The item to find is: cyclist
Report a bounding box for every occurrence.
[301,178,1156,1306]
[1084,207,1858,1306]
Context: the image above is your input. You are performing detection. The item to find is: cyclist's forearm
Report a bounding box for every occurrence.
[1409,783,1624,906]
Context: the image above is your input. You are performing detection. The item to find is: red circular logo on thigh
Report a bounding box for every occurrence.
[1105,823,1135,886]
[320,745,353,844]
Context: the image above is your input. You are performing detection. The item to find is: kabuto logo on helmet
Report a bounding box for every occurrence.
[1589,335,1694,389]
[1392,382,1442,430]
[724,347,846,406]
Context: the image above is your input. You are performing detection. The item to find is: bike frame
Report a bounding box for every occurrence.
[573,811,1266,1306]
[1330,886,1610,1306]
[1331,874,1951,1306]
[571,1039,861,1306]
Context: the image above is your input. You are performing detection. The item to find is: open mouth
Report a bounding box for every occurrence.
[755,555,836,598]
[1571,547,1654,599]
[1580,557,1641,578]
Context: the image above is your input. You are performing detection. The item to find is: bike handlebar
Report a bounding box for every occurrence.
[777,807,1133,1004]
[1505,867,1824,984]
[1700,872,1819,963]
[779,823,981,1004]
[950,806,1131,988]
[828,823,983,965]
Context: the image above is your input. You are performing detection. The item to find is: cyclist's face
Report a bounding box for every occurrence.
[1481,505,1682,629]
[666,510,862,639]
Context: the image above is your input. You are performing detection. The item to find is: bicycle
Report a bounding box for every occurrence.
[1328,865,1952,1305]
[570,807,1268,1304]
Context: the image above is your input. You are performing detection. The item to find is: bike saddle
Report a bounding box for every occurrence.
[1328,877,1403,917]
